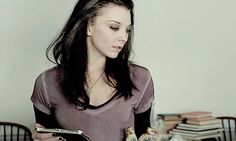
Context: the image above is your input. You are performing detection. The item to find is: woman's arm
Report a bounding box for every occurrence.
[134,107,151,137]
[33,106,57,128]
[32,107,65,141]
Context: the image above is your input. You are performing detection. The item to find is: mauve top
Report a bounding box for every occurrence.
[31,64,155,141]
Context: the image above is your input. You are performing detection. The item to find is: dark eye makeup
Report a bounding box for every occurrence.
[110,26,119,31]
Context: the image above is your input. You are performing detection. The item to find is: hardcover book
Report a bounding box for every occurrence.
[171,128,224,135]
[157,113,182,121]
[178,123,222,130]
[170,132,223,140]
[187,116,215,121]
[164,120,183,125]
[177,126,220,131]
[186,119,221,125]
[181,111,212,119]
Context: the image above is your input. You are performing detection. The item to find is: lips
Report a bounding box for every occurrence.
[112,46,123,52]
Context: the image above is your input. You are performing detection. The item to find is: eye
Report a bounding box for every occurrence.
[126,29,132,33]
[110,26,119,31]
[126,26,133,34]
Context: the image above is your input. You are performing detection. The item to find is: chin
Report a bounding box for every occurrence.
[107,53,119,59]
[108,55,118,59]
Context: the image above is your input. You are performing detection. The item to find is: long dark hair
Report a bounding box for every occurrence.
[46,0,136,109]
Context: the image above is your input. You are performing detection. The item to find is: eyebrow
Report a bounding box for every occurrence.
[107,20,121,24]
[107,20,132,28]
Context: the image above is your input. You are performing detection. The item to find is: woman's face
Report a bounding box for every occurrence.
[86,4,132,59]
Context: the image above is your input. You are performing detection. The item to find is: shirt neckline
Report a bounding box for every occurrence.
[86,94,118,109]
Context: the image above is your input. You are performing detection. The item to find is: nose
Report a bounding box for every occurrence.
[118,31,129,43]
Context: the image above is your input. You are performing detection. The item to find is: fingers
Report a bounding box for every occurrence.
[32,123,66,141]
[32,131,65,141]
[33,137,64,141]
[35,123,44,128]
[32,132,53,139]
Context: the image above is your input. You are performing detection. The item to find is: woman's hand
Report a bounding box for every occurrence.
[32,123,66,141]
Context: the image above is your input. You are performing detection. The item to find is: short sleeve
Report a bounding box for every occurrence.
[30,73,51,115]
[134,77,155,114]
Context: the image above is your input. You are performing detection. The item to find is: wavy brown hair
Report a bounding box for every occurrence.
[46,0,136,109]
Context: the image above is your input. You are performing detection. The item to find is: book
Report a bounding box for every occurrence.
[169,131,198,137]
[178,123,222,130]
[181,111,212,119]
[169,131,222,139]
[186,119,221,125]
[157,113,182,121]
[162,124,178,134]
[164,120,183,125]
[187,133,222,140]
[172,128,224,135]
[177,126,220,131]
[180,133,222,140]
[187,116,215,121]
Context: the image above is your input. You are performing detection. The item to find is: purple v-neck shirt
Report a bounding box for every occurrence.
[31,64,155,141]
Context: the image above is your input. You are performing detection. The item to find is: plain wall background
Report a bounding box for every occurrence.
[0,0,235,129]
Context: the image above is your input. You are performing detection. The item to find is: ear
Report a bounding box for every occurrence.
[87,23,93,36]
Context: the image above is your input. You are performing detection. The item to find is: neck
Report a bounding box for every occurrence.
[86,37,106,73]
[87,51,106,73]
[87,56,106,74]
[85,55,106,95]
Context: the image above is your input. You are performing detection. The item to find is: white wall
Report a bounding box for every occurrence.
[0,0,235,129]
[133,0,236,117]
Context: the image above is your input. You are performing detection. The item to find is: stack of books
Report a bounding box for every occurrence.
[169,111,223,140]
[157,113,183,134]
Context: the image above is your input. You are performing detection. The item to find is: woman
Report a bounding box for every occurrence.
[31,0,155,140]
